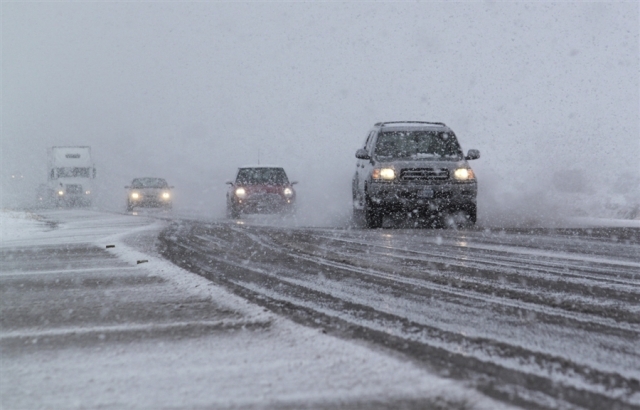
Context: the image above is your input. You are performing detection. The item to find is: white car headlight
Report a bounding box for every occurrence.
[454,168,475,180]
[283,188,293,197]
[131,192,140,199]
[235,187,247,199]
[162,192,170,199]
[372,168,395,180]
[58,190,64,196]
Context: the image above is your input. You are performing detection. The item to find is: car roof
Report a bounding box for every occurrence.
[238,165,285,169]
[375,121,450,132]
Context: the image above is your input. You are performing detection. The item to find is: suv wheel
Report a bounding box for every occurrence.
[364,198,383,229]
[441,208,476,229]
[227,205,240,219]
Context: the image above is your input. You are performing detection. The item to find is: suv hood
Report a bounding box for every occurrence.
[374,159,469,170]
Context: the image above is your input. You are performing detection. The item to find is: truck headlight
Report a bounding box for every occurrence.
[454,168,475,180]
[235,187,247,199]
[283,188,293,197]
[372,168,395,181]
[131,192,140,199]
[162,192,170,199]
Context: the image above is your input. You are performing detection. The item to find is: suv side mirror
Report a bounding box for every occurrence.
[466,149,480,160]
[169,186,175,189]
[225,181,233,185]
[124,186,130,189]
[291,181,298,185]
[355,149,371,160]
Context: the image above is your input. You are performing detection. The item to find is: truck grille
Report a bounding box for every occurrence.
[400,168,449,181]
[66,184,83,194]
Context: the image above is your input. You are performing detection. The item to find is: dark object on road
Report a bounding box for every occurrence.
[106,245,115,248]
[136,260,149,264]
[226,166,297,218]
[125,177,174,212]
[352,121,479,228]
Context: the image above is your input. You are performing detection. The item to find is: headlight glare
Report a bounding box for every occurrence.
[58,190,64,196]
[162,192,170,199]
[283,188,293,197]
[131,192,140,199]
[454,168,475,180]
[372,168,395,180]
[235,187,247,199]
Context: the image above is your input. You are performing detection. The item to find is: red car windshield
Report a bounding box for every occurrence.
[236,168,289,185]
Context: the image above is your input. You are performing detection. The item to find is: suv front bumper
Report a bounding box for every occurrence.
[367,181,476,212]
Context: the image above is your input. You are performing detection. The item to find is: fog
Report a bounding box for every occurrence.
[2,2,638,226]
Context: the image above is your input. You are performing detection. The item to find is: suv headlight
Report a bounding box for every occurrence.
[235,187,247,199]
[131,192,140,199]
[372,168,395,181]
[283,188,293,197]
[162,192,171,199]
[453,168,475,181]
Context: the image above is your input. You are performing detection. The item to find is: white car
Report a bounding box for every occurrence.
[125,177,173,211]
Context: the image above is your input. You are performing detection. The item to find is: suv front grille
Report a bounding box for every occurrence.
[66,184,83,194]
[400,168,449,181]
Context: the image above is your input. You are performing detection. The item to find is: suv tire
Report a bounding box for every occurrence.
[364,198,383,229]
[227,205,240,219]
[441,206,476,229]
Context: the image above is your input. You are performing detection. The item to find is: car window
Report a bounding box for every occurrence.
[374,131,463,160]
[236,168,289,185]
[363,131,374,150]
[131,178,169,188]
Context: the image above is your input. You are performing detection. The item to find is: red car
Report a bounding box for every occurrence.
[226,166,297,218]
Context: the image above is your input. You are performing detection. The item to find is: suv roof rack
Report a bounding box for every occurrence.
[375,121,447,127]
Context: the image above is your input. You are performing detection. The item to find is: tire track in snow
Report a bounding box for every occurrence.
[158,221,640,410]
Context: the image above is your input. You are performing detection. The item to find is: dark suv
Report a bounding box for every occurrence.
[352,121,480,228]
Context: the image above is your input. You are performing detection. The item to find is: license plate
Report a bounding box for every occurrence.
[417,189,434,198]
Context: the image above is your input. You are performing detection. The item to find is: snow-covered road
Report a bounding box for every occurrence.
[160,218,640,410]
[1,210,510,410]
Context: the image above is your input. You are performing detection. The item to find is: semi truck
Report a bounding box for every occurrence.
[37,146,96,207]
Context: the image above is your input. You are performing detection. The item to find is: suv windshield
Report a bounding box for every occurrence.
[131,178,168,188]
[236,168,289,185]
[374,131,463,160]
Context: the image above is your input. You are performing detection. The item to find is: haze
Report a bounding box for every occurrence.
[2,2,638,226]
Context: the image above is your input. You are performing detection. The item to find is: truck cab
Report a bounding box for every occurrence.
[43,146,96,207]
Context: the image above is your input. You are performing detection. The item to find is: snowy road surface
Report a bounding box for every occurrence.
[1,210,510,410]
[159,217,640,410]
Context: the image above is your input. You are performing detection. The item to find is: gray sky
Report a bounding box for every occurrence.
[2,2,638,224]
